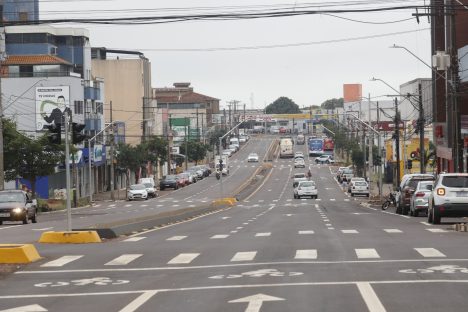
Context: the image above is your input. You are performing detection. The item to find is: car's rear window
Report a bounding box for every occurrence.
[408,178,434,189]
[300,182,314,187]
[441,176,468,188]
[355,182,367,186]
[295,174,306,178]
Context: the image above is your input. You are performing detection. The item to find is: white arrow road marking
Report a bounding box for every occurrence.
[229,293,285,312]
[105,254,142,266]
[31,227,53,231]
[41,255,83,267]
[0,304,47,312]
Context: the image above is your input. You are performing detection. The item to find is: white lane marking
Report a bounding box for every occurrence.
[420,222,431,226]
[356,282,387,312]
[31,227,54,231]
[222,217,231,220]
[243,222,249,225]
[315,204,319,208]
[125,204,132,207]
[344,199,350,202]
[426,228,449,233]
[342,230,359,234]
[172,204,180,207]
[258,200,264,202]
[295,249,318,259]
[231,251,257,262]
[415,248,446,258]
[316,199,322,201]
[211,235,230,239]
[105,254,142,266]
[298,230,315,234]
[109,204,116,207]
[255,233,271,237]
[123,237,146,242]
[237,227,243,230]
[168,253,200,264]
[323,219,330,222]
[230,231,238,233]
[166,236,187,241]
[330,199,336,201]
[383,229,402,233]
[286,199,292,202]
[356,249,380,259]
[41,255,83,267]
[119,290,159,312]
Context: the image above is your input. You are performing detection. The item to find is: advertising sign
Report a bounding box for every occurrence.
[93,145,103,162]
[35,86,70,130]
[171,126,187,143]
[171,146,180,154]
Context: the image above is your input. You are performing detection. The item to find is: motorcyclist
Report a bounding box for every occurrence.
[307,169,312,180]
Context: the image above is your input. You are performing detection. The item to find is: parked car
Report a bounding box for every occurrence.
[410,180,434,217]
[159,175,179,190]
[184,171,197,184]
[239,136,247,143]
[138,177,157,198]
[177,173,190,186]
[347,177,366,193]
[293,173,308,187]
[229,144,239,152]
[248,153,259,162]
[336,167,348,180]
[197,165,212,177]
[127,184,149,201]
[339,168,354,182]
[222,149,233,157]
[350,181,370,197]
[315,155,333,164]
[428,173,468,224]
[396,174,435,215]
[294,158,306,168]
[294,181,318,199]
[0,190,37,225]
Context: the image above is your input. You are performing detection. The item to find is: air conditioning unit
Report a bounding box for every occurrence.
[50,47,57,55]
[432,51,450,70]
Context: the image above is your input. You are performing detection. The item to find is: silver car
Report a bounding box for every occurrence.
[409,181,433,217]
[294,181,318,199]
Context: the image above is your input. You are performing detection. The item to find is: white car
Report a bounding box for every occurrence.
[127,184,148,201]
[428,173,468,224]
[239,136,247,143]
[315,155,334,164]
[350,181,369,197]
[294,158,305,168]
[294,152,305,159]
[247,153,259,162]
[294,181,318,199]
[222,149,233,157]
[410,180,434,217]
[293,173,308,187]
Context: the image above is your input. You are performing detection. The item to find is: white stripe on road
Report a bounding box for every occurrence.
[420,222,431,226]
[415,248,446,258]
[41,255,83,267]
[426,228,449,233]
[295,249,318,259]
[231,251,257,262]
[119,291,159,312]
[356,282,387,312]
[383,229,402,233]
[168,253,200,264]
[342,230,359,234]
[210,235,229,239]
[255,232,271,237]
[166,236,187,241]
[123,237,146,242]
[298,230,315,234]
[105,254,142,266]
[355,249,380,259]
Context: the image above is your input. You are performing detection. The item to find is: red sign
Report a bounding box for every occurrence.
[323,138,334,151]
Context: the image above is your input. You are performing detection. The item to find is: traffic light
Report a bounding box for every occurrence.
[44,123,61,144]
[219,158,224,171]
[71,122,86,144]
[406,159,413,170]
[374,155,382,166]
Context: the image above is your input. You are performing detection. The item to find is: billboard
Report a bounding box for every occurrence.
[35,86,70,131]
[343,84,362,103]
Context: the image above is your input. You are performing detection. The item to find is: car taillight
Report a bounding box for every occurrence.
[437,188,445,196]
[415,192,425,197]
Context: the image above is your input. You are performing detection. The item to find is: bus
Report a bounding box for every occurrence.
[279,137,294,158]
[323,138,335,156]
[308,138,324,156]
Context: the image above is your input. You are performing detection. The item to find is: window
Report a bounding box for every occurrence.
[6,34,22,44]
[74,101,84,115]
[18,12,29,21]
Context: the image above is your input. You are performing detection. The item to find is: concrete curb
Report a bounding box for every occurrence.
[0,244,42,264]
[38,231,102,244]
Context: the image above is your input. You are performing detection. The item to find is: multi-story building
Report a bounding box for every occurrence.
[0,0,39,22]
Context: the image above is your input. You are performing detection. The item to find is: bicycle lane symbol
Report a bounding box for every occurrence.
[34,277,130,288]
[399,265,468,274]
[209,268,304,279]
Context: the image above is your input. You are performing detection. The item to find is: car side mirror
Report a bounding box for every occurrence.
[27,199,33,204]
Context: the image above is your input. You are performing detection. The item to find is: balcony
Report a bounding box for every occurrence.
[85,86,101,100]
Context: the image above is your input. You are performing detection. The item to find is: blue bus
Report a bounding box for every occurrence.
[308,138,324,156]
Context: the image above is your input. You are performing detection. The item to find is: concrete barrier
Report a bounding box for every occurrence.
[0,244,41,264]
[39,231,102,244]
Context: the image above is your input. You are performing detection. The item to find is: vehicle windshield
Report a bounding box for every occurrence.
[0,192,24,203]
[130,184,145,190]
[143,183,153,188]
[164,175,177,180]
[408,178,434,189]
[355,182,368,186]
[442,176,468,188]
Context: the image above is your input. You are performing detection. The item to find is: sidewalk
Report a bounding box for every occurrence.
[92,188,128,202]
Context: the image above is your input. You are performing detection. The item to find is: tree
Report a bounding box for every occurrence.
[180,141,209,164]
[265,97,301,114]
[207,128,227,151]
[144,136,168,163]
[115,143,145,184]
[4,120,64,198]
[321,98,344,110]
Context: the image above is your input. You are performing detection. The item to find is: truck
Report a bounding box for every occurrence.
[279,136,294,158]
[215,155,229,175]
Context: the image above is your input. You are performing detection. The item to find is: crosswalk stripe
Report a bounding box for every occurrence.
[210,234,229,239]
[123,237,146,242]
[105,254,142,266]
[383,229,402,233]
[298,230,315,234]
[166,236,187,241]
[231,251,257,262]
[255,232,271,237]
[415,248,446,258]
[355,249,380,259]
[295,249,318,259]
[342,230,359,234]
[41,255,83,267]
[168,253,200,264]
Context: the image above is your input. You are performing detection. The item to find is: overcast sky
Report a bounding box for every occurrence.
[40,0,431,110]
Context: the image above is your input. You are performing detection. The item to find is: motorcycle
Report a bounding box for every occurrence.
[382,192,396,210]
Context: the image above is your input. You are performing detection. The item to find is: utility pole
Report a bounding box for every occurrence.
[377,101,382,201]
[418,83,425,173]
[0,26,5,191]
[196,105,199,141]
[368,93,373,193]
[394,98,401,187]
[184,117,188,170]
[109,101,115,201]
[64,111,72,231]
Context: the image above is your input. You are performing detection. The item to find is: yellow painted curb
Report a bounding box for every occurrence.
[212,197,237,206]
[0,244,42,264]
[38,231,102,244]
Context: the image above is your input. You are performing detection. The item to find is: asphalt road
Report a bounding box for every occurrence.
[1,138,468,311]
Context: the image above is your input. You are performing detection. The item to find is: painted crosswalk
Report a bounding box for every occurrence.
[168,253,200,264]
[415,248,446,258]
[105,254,142,266]
[355,249,380,259]
[41,255,83,267]
[231,251,257,262]
[295,249,318,259]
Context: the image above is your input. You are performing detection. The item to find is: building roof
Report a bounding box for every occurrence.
[156,92,219,104]
[1,55,72,66]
